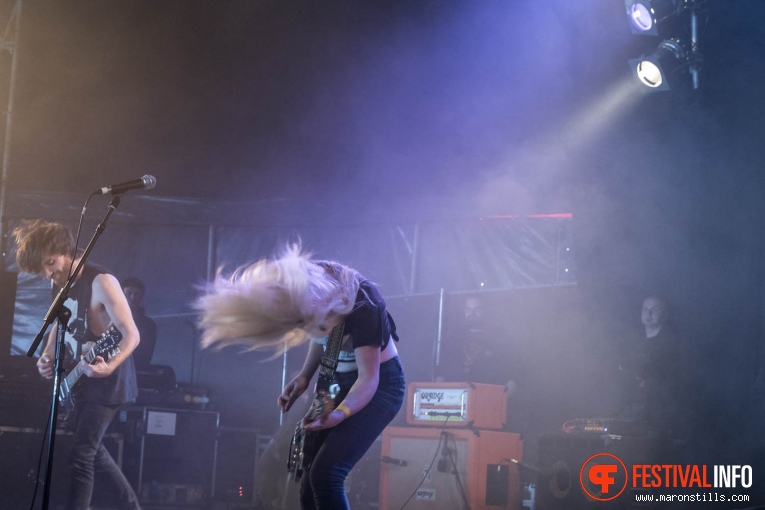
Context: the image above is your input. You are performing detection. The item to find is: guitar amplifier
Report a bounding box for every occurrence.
[406,382,507,430]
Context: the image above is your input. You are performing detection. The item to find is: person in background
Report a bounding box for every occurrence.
[618,295,687,437]
[435,294,527,434]
[437,295,523,397]
[122,277,157,371]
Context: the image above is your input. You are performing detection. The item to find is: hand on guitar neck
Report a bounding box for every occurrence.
[302,389,344,431]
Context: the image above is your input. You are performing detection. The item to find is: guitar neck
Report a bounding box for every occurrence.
[64,360,87,390]
[63,346,98,392]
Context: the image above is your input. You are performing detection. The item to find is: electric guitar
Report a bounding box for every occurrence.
[58,326,122,420]
[287,322,345,482]
[287,382,339,482]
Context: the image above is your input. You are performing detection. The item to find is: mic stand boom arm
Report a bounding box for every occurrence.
[25,194,123,510]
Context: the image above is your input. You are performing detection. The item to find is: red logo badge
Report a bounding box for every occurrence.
[580,453,628,501]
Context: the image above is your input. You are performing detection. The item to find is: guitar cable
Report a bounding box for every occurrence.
[444,432,471,510]
[397,415,453,510]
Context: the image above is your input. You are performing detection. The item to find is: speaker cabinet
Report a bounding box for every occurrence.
[535,432,670,510]
[379,426,523,510]
[114,406,219,505]
[0,425,122,510]
[214,426,272,504]
[0,270,17,354]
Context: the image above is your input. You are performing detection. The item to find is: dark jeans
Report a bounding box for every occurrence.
[66,400,141,510]
[300,356,405,510]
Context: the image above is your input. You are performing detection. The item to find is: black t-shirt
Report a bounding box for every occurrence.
[345,280,398,349]
[618,327,685,432]
[53,263,138,406]
[316,280,398,372]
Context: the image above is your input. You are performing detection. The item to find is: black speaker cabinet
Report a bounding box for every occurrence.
[535,432,670,510]
[0,425,122,510]
[0,270,17,354]
[114,406,219,506]
[213,425,270,504]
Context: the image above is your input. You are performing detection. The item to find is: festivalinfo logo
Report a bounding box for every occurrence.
[580,453,753,502]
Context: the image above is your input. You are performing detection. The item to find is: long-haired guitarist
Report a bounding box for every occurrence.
[196,243,405,510]
[13,219,142,510]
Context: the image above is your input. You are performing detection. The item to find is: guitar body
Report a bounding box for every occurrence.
[286,322,345,482]
[288,423,310,481]
[59,376,79,421]
[58,326,122,421]
[287,388,337,481]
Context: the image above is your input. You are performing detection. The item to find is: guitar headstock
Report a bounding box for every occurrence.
[83,327,123,364]
[106,346,121,361]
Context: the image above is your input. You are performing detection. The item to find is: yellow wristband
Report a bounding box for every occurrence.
[336,404,351,419]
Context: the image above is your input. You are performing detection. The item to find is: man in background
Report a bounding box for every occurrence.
[618,295,687,437]
[122,277,157,371]
[437,295,522,395]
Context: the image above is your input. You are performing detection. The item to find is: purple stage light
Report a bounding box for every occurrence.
[629,4,654,33]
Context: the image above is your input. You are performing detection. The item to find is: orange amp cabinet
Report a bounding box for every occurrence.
[406,382,507,430]
[379,426,523,510]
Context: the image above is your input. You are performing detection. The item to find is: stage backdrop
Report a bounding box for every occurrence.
[1,191,575,431]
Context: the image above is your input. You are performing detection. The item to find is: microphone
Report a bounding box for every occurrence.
[96,175,157,195]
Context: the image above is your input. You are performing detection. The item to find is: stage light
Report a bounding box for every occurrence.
[628,39,689,92]
[624,0,686,36]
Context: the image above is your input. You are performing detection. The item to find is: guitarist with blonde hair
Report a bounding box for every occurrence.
[13,219,142,510]
[196,244,405,510]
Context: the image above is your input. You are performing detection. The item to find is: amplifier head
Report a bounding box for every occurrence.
[406,382,507,430]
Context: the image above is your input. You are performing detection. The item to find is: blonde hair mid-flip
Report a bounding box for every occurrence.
[194,244,361,353]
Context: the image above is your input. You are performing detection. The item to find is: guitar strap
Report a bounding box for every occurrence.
[72,302,87,358]
[317,321,345,384]
[286,321,347,481]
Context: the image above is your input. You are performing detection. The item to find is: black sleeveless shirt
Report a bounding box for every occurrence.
[54,263,138,406]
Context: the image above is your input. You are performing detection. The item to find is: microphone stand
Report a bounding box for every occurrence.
[42,305,71,510]
[26,194,124,510]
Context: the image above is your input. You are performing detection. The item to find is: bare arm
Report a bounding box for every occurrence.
[36,324,59,380]
[278,340,324,413]
[82,273,140,378]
